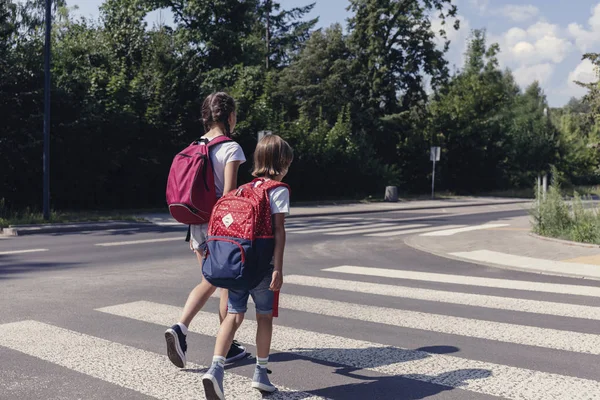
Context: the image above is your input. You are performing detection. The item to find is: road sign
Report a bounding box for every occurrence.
[430,146,440,161]
[430,146,441,199]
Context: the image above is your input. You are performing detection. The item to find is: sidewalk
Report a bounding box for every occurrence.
[2,197,529,236]
[405,214,600,280]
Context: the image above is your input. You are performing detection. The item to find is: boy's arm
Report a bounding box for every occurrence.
[270,213,286,291]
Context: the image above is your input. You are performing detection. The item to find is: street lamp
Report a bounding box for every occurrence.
[43,0,51,220]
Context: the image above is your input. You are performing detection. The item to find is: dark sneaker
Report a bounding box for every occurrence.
[202,362,225,400]
[164,324,187,368]
[251,365,276,393]
[225,340,247,363]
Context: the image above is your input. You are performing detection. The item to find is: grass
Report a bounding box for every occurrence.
[0,200,145,229]
[530,185,600,245]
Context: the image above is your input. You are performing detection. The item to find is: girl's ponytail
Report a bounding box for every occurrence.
[201,92,236,137]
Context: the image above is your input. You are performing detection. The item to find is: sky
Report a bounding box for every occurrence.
[65,0,600,107]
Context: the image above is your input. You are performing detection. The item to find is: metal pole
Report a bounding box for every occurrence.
[43,0,52,220]
[265,0,270,70]
[431,158,436,200]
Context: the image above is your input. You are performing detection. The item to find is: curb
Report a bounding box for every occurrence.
[1,220,155,237]
[403,235,600,282]
[286,199,530,219]
[527,232,600,249]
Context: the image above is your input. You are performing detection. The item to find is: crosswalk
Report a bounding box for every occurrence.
[2,265,600,399]
[285,216,508,238]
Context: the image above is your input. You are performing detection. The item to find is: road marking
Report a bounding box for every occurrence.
[80,228,142,234]
[290,223,396,234]
[276,294,600,354]
[451,250,600,279]
[95,237,182,247]
[286,222,358,232]
[285,275,600,320]
[98,301,600,400]
[366,225,465,237]
[0,249,49,255]
[0,320,326,400]
[421,224,510,236]
[326,224,428,236]
[323,266,600,297]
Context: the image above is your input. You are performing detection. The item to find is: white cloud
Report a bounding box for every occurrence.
[568,3,600,52]
[500,5,539,23]
[497,22,572,67]
[469,0,489,14]
[566,59,598,97]
[513,63,555,88]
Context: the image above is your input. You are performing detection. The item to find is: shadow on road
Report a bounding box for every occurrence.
[0,255,80,279]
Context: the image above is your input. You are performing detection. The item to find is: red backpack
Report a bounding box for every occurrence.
[202,178,290,290]
[166,136,232,224]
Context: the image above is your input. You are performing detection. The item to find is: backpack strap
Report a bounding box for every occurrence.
[203,135,233,148]
[251,178,290,196]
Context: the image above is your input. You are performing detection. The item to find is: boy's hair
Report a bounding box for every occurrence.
[202,92,236,137]
[252,135,294,179]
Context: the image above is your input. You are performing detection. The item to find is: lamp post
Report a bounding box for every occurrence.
[43,0,51,220]
[265,0,270,70]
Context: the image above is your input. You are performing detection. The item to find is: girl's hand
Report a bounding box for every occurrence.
[270,270,283,291]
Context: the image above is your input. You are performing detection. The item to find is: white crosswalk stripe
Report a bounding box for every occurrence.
[97,301,600,400]
[3,265,600,399]
[0,320,326,400]
[286,216,510,238]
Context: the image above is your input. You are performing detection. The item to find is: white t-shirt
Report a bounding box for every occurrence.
[269,186,290,216]
[205,137,246,198]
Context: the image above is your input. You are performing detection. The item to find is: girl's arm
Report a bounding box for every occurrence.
[270,213,286,291]
[223,160,242,194]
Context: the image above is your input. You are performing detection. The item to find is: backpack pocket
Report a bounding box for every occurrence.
[203,237,254,289]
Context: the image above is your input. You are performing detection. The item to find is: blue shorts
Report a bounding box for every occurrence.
[227,270,274,315]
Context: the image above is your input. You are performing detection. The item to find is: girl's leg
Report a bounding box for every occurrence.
[255,312,273,358]
[219,289,229,323]
[179,252,217,327]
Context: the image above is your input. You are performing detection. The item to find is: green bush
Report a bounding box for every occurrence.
[531,186,600,244]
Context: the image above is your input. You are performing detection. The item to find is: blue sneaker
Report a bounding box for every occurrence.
[202,362,225,400]
[251,366,276,393]
[164,324,187,368]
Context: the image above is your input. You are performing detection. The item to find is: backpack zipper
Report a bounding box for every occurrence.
[206,238,246,264]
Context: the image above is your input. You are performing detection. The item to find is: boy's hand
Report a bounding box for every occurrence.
[270,270,283,291]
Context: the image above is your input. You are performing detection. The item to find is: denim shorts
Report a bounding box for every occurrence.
[227,270,274,315]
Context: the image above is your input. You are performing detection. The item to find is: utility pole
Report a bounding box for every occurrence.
[43,0,52,220]
[265,0,270,70]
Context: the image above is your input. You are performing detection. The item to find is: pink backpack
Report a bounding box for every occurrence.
[166,136,232,224]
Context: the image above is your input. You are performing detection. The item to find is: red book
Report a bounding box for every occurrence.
[272,291,279,317]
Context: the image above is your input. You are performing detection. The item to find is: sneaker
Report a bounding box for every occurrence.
[164,324,187,368]
[202,362,225,400]
[252,365,276,393]
[225,340,247,363]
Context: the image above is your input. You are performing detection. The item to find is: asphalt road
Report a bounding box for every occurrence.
[2,203,600,400]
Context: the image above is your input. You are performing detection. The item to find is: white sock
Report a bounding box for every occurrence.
[176,322,188,335]
[256,356,269,369]
[213,355,226,367]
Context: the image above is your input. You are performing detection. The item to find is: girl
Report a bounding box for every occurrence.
[202,134,293,400]
[165,92,247,368]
